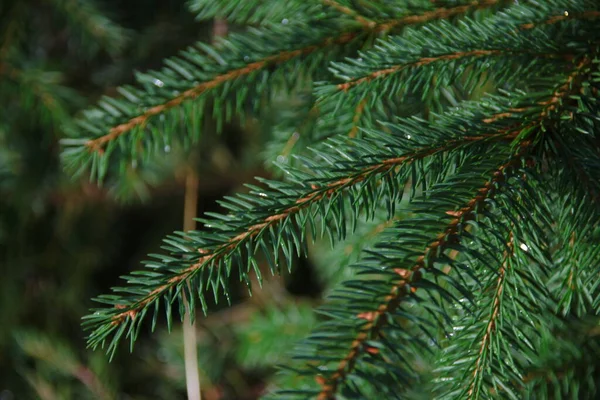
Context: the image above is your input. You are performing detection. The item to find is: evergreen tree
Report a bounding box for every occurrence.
[62,0,600,398]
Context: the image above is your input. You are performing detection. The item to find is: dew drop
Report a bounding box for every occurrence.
[281,18,289,25]
[164,145,171,153]
[277,155,287,163]
[519,243,529,252]
[564,10,569,17]
[406,134,412,139]
[153,79,164,87]
[243,55,250,62]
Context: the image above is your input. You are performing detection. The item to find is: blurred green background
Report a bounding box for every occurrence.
[0,1,334,398]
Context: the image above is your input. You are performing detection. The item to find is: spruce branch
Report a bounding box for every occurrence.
[537,56,594,119]
[320,2,600,106]
[314,146,530,400]
[429,56,598,400]
[465,232,514,399]
[62,22,369,183]
[311,60,595,397]
[84,71,584,358]
[58,0,600,396]
[83,92,537,357]
[62,0,505,184]
[433,187,555,399]
[543,186,600,318]
[83,0,501,153]
[553,211,600,318]
[335,49,507,92]
[92,130,513,345]
[326,43,575,100]
[542,58,600,202]
[83,31,359,154]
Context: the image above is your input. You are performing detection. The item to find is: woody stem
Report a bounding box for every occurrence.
[183,166,201,400]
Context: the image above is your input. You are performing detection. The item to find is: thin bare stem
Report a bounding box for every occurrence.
[183,167,201,400]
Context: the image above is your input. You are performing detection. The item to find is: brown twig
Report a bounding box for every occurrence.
[348,98,367,138]
[337,50,570,92]
[482,108,528,123]
[322,0,375,28]
[520,10,600,30]
[374,0,501,33]
[466,233,514,399]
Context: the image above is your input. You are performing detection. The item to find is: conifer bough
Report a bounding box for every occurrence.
[63,0,600,398]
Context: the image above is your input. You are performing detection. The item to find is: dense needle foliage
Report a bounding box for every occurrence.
[60,0,600,398]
